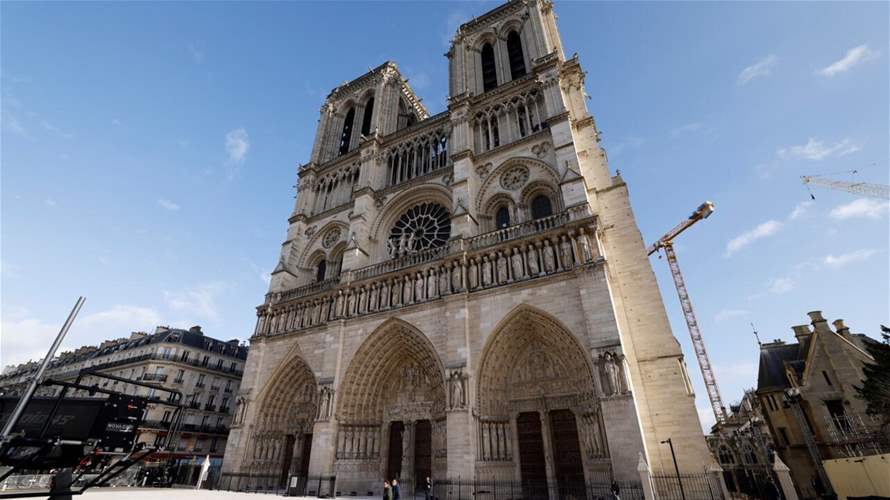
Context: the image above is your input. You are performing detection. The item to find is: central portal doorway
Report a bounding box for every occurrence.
[386,421,404,480]
[517,412,548,499]
[550,410,585,497]
[414,420,432,491]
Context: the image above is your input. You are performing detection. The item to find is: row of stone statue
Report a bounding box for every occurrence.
[255,227,597,337]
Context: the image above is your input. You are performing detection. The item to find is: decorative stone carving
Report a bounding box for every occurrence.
[322,227,341,248]
[531,142,551,158]
[317,385,334,422]
[476,162,493,178]
[448,368,468,410]
[500,165,530,190]
[387,202,451,258]
[599,351,628,396]
[305,225,318,237]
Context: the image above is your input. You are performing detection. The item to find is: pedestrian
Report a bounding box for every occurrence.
[610,481,621,500]
[424,476,431,500]
[392,479,401,500]
[383,480,392,500]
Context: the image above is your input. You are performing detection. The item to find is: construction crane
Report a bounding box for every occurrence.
[801,174,889,200]
[648,201,727,425]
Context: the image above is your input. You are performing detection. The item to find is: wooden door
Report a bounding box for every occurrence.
[517,412,548,499]
[387,421,404,481]
[549,410,585,498]
[414,420,432,491]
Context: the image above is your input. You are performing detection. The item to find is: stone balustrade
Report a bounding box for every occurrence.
[254,207,598,338]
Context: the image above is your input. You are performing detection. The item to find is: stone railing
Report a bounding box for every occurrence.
[254,208,598,338]
[273,277,339,303]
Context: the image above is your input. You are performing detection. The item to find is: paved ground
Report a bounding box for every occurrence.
[79,489,378,500]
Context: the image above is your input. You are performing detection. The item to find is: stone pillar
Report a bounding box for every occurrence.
[402,420,416,497]
[707,461,731,500]
[307,420,337,496]
[539,410,557,500]
[773,452,799,500]
[637,453,655,500]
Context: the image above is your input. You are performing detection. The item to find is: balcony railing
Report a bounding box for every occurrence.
[276,277,339,303]
[51,351,244,380]
[195,382,205,388]
[204,404,216,412]
[257,207,598,338]
[209,385,220,392]
[141,373,168,382]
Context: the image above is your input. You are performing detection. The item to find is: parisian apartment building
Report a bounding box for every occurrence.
[0,325,248,465]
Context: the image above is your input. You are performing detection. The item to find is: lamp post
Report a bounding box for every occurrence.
[661,438,687,500]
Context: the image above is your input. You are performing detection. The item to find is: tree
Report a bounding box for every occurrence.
[855,326,890,435]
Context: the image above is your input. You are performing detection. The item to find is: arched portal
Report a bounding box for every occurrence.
[248,353,318,488]
[336,318,447,495]
[476,306,607,496]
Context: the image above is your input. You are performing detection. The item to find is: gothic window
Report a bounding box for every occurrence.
[339,107,355,156]
[331,251,344,279]
[491,117,500,148]
[507,31,526,80]
[387,202,451,258]
[531,195,553,220]
[315,259,327,282]
[360,97,374,136]
[495,206,511,229]
[517,104,528,138]
[481,43,497,92]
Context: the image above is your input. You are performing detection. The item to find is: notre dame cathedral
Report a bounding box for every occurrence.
[222,0,715,497]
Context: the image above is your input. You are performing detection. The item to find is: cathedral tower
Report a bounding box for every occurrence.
[223,1,714,496]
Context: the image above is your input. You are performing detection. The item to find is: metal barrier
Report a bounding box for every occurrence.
[430,478,644,500]
[651,473,724,500]
[216,472,336,497]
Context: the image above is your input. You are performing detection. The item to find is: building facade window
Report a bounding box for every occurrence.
[495,206,511,229]
[316,259,327,282]
[531,195,553,220]
[507,31,526,80]
[339,107,355,156]
[481,43,497,92]
[360,97,374,136]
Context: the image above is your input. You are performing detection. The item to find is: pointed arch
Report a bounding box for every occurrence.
[476,304,596,417]
[253,348,319,434]
[336,318,446,424]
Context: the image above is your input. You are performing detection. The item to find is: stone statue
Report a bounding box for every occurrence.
[527,245,540,275]
[451,262,461,291]
[603,351,622,395]
[482,256,492,286]
[439,267,449,295]
[511,247,525,280]
[398,232,408,256]
[415,272,425,301]
[427,269,437,298]
[577,231,593,262]
[543,241,556,273]
[406,232,416,254]
[560,236,574,269]
[496,252,507,283]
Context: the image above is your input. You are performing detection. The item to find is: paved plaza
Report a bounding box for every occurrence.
[78,488,380,500]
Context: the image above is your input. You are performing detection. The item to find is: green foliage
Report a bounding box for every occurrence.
[855,331,890,431]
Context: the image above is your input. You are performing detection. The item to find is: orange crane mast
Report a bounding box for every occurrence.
[648,201,727,424]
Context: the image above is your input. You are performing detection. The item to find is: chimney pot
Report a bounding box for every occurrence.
[808,311,826,324]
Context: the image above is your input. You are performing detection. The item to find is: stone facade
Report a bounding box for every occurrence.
[222,0,712,496]
[756,311,887,499]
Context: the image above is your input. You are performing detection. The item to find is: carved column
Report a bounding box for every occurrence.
[539,410,558,500]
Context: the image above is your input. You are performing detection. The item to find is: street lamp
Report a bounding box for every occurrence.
[661,438,687,500]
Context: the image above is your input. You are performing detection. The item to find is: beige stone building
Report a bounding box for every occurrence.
[756,311,887,499]
[0,326,248,466]
[222,0,713,496]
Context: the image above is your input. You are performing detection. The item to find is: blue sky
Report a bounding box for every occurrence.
[2,1,888,430]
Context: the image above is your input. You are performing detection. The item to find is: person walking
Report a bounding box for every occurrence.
[383,480,392,500]
[609,481,621,500]
[424,477,431,500]
[392,479,401,500]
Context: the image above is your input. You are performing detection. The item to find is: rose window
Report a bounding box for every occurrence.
[387,202,451,258]
[500,165,529,190]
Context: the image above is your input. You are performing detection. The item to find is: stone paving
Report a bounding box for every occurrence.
[79,488,381,500]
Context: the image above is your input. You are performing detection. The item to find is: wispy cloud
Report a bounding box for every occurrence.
[725,220,782,257]
[778,137,860,160]
[738,54,777,86]
[789,201,814,221]
[768,277,795,294]
[819,44,878,77]
[157,199,180,211]
[40,120,72,138]
[111,118,121,126]
[164,282,229,323]
[824,249,879,268]
[44,198,57,207]
[187,42,205,64]
[671,122,703,138]
[829,198,890,220]
[608,136,644,158]
[225,128,250,179]
[4,113,31,139]
[714,308,750,324]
